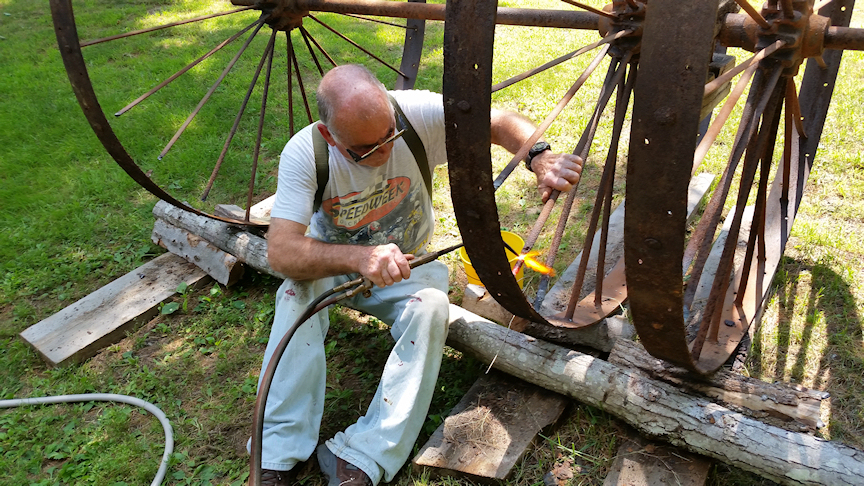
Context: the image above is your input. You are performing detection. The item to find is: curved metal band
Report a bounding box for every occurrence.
[625,0,856,374]
[50,0,267,228]
[444,0,550,324]
[623,0,720,373]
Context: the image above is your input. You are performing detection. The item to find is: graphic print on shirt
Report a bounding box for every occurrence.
[317,174,430,253]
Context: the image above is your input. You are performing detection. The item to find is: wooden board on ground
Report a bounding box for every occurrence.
[603,433,712,486]
[20,253,209,366]
[412,369,569,483]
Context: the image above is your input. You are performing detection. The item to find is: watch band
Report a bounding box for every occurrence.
[525,141,551,172]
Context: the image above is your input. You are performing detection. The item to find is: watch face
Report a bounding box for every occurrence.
[529,142,550,158]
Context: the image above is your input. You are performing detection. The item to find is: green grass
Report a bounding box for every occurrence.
[2,0,863,484]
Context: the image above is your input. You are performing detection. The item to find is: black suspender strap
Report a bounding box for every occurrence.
[310,96,431,213]
[311,122,330,213]
[387,94,432,196]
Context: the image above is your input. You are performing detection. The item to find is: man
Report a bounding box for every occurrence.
[256,64,583,486]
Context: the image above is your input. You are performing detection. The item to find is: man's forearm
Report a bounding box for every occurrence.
[489,109,543,154]
[269,235,367,281]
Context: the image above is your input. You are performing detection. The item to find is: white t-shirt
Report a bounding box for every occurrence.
[270,90,447,255]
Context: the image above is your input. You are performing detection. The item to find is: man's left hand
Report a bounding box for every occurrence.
[530,151,584,202]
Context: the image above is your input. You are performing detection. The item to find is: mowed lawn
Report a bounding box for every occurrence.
[1,1,862,485]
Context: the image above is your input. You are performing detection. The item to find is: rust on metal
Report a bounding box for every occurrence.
[49,0,267,227]
[445,0,548,324]
[247,31,278,221]
[80,7,254,47]
[307,13,407,78]
[232,0,601,29]
[115,20,263,117]
[624,0,719,373]
[202,28,279,202]
[394,0,427,89]
[158,19,268,160]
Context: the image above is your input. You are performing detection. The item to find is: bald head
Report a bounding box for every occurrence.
[316,65,391,141]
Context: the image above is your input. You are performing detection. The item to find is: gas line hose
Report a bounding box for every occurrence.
[248,242,464,486]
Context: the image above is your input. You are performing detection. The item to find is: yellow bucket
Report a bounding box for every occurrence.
[459,231,525,289]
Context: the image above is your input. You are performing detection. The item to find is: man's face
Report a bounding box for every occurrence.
[332,105,398,168]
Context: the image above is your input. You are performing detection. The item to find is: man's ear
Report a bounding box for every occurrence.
[317,123,337,146]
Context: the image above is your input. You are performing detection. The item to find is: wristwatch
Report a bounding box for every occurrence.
[525,141,551,172]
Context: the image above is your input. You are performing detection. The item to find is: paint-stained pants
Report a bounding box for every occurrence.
[253,260,450,484]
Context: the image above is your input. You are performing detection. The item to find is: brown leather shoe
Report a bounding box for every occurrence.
[256,468,296,486]
[316,444,373,486]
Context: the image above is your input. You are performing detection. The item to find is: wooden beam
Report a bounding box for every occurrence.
[608,339,827,430]
[20,253,209,366]
[152,200,282,279]
[152,218,245,286]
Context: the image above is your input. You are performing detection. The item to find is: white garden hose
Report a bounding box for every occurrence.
[0,393,173,486]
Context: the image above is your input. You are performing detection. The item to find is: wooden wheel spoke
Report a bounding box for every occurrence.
[493,45,610,190]
[246,33,277,222]
[115,18,264,117]
[492,29,631,93]
[307,14,406,78]
[201,28,279,201]
[79,7,254,47]
[158,18,268,161]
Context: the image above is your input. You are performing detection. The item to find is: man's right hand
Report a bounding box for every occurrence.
[359,243,413,288]
[268,218,417,286]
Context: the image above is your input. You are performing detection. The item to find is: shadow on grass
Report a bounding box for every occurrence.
[750,255,864,449]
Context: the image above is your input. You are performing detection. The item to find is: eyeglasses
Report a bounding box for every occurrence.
[344,128,406,163]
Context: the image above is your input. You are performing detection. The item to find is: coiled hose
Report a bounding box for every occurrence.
[0,393,173,486]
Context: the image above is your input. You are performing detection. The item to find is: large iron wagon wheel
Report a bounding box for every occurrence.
[49,0,433,227]
[49,0,598,227]
[445,0,864,374]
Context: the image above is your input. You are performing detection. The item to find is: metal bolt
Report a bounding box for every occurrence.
[645,238,662,250]
[457,100,471,112]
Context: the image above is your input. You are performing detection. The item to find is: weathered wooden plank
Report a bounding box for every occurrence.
[152,218,245,286]
[603,433,712,486]
[20,253,209,366]
[412,370,568,483]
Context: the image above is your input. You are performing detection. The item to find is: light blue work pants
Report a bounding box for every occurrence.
[254,260,450,484]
